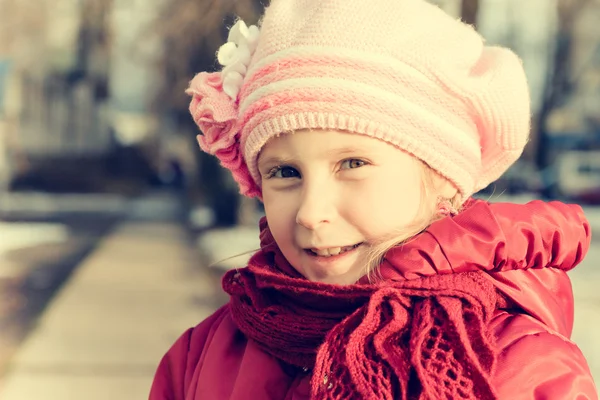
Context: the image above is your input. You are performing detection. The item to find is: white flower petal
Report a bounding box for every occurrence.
[223,72,244,100]
[236,45,252,65]
[215,20,261,100]
[225,72,244,86]
[228,20,249,44]
[248,25,260,42]
[223,84,239,101]
[247,41,259,54]
[217,42,238,66]
[247,26,260,52]
[222,61,247,78]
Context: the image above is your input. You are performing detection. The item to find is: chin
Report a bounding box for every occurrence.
[303,266,362,285]
[293,248,364,285]
[315,274,360,285]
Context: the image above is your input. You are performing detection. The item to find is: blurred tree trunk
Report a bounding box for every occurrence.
[536,0,592,171]
[143,0,265,226]
[461,0,479,27]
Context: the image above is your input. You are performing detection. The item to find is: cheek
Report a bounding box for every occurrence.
[263,190,295,220]
[348,175,421,235]
[376,193,420,228]
[263,191,297,247]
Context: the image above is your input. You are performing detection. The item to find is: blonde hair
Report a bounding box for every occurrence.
[363,160,462,283]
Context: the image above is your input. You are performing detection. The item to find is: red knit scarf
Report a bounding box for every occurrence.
[222,218,500,400]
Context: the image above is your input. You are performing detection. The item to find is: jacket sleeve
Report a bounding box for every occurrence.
[492,313,598,400]
[382,199,591,280]
[149,306,229,400]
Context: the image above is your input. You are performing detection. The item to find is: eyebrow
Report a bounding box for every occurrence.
[333,147,365,156]
[257,155,295,170]
[258,147,366,169]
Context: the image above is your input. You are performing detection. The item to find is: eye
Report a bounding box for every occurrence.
[265,165,301,179]
[341,159,366,169]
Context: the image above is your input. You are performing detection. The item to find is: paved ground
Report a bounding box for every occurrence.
[0,217,119,377]
[0,218,226,399]
[570,243,600,383]
[0,193,125,381]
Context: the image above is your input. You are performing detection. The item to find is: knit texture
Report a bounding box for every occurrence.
[222,217,499,400]
[188,0,531,199]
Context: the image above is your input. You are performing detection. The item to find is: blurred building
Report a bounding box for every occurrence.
[108,0,199,193]
[547,1,600,138]
[0,0,172,194]
[11,0,112,157]
[0,0,114,192]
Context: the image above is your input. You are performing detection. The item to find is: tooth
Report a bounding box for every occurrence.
[312,247,343,257]
[328,247,342,255]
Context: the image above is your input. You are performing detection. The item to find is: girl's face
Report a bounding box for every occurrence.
[258,129,424,285]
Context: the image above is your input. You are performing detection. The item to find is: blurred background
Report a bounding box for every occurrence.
[0,0,599,398]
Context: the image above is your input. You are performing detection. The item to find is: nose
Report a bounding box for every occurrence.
[295,183,336,230]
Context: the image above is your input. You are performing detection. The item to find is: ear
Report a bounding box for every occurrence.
[434,173,458,200]
[440,180,458,199]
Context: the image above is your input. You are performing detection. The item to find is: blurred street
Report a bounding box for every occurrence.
[0,192,125,381]
[0,191,228,399]
[572,242,600,389]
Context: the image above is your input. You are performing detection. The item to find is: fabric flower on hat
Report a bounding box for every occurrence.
[217,20,260,101]
[186,71,260,198]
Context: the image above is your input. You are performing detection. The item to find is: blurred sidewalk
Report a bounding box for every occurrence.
[0,201,226,399]
[570,244,600,391]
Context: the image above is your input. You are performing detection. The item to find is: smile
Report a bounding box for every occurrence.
[306,243,362,257]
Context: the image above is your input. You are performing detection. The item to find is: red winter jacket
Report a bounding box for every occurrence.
[150,201,598,399]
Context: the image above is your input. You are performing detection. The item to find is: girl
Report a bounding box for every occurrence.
[150,0,597,398]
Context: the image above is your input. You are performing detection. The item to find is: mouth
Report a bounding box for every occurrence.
[305,243,363,258]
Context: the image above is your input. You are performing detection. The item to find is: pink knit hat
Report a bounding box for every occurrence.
[187,0,531,200]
